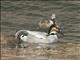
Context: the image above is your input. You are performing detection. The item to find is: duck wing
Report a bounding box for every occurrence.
[27,31,47,39]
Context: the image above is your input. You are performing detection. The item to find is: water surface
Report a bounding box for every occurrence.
[1,1,80,60]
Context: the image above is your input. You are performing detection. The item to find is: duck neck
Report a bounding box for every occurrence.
[48,24,56,34]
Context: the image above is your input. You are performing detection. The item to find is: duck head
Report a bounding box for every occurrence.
[51,13,56,20]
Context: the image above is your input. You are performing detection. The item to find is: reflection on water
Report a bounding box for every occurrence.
[1,43,80,60]
[1,1,80,60]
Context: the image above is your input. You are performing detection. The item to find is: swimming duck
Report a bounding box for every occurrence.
[38,13,59,29]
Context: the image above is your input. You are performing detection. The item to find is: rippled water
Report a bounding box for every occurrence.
[1,1,80,42]
[1,1,80,60]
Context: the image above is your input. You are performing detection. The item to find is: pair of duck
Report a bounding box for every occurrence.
[15,14,63,45]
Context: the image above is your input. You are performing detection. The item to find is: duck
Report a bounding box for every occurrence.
[38,13,59,29]
[15,24,63,45]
